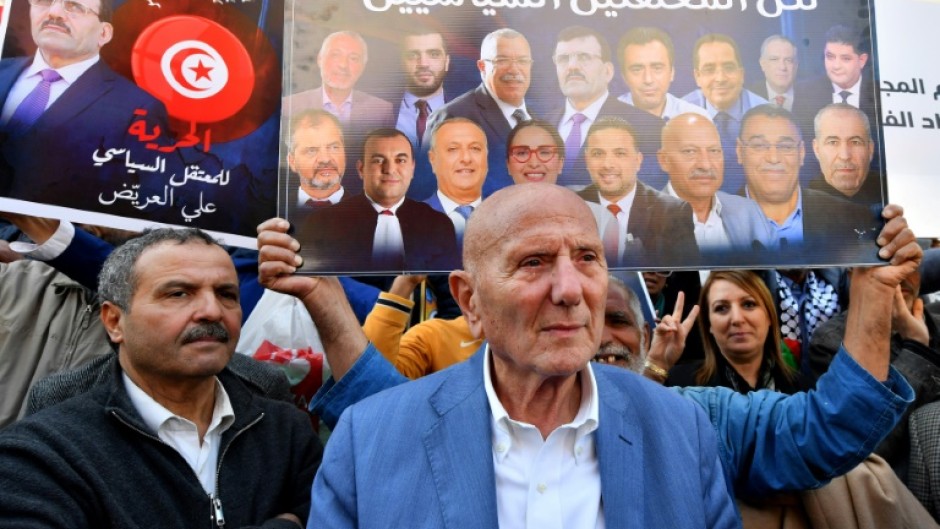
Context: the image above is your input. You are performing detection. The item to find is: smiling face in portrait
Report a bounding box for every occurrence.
[737,114,804,206]
[694,41,744,112]
[318,33,367,95]
[478,35,532,107]
[824,42,868,90]
[359,133,415,208]
[428,121,488,203]
[584,127,642,202]
[507,125,564,185]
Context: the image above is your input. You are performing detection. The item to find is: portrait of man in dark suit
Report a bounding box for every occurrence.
[736,104,879,263]
[544,26,665,189]
[295,128,458,273]
[0,0,170,211]
[577,116,698,267]
[285,109,349,220]
[424,28,533,196]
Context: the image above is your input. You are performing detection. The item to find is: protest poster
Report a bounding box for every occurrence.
[873,0,939,239]
[280,0,889,274]
[0,0,282,248]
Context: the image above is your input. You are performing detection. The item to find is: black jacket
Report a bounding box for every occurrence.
[0,360,321,528]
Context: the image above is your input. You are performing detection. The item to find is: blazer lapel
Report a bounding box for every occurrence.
[423,349,499,529]
[594,369,645,527]
[36,61,115,131]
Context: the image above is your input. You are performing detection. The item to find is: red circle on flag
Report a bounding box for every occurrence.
[131,15,254,123]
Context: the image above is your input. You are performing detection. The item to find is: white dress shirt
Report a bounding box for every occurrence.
[831,77,863,108]
[665,183,731,250]
[619,92,709,120]
[765,83,795,112]
[436,191,481,242]
[365,194,405,264]
[487,85,530,128]
[484,345,603,529]
[123,373,235,495]
[598,187,637,258]
[297,186,345,208]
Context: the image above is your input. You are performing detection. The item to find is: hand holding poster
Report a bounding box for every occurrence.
[281,0,888,274]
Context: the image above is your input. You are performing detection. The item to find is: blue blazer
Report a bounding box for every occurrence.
[714,190,777,251]
[310,348,740,528]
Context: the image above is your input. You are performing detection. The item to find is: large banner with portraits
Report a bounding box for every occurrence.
[281,0,888,274]
[0,0,282,247]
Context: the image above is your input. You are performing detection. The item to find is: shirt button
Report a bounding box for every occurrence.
[495,443,507,453]
[537,483,547,494]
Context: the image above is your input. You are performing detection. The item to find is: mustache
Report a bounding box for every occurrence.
[41,18,70,34]
[181,322,230,344]
[690,168,718,179]
[314,161,339,172]
[499,73,526,83]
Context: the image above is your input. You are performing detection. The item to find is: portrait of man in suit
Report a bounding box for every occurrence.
[808,103,881,206]
[616,27,708,121]
[546,26,665,189]
[683,33,768,193]
[0,0,170,210]
[396,30,450,148]
[577,116,698,267]
[424,28,532,196]
[424,118,487,246]
[753,35,799,112]
[285,109,347,215]
[658,112,776,254]
[295,127,458,273]
[737,104,878,260]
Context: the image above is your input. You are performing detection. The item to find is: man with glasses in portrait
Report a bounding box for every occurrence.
[546,25,664,190]
[0,0,171,210]
[424,28,534,196]
[683,33,767,194]
[736,104,877,259]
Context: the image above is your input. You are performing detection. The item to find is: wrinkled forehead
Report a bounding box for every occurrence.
[742,115,800,141]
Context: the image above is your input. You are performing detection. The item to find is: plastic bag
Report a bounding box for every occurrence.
[236,289,328,415]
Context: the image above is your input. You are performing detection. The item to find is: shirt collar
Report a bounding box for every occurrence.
[122,372,235,436]
[598,185,637,212]
[765,83,794,101]
[483,344,600,462]
[484,84,529,125]
[665,183,723,219]
[298,186,345,207]
[403,90,446,112]
[705,91,747,121]
[28,50,99,86]
[831,76,863,96]
[321,85,353,108]
[437,190,481,214]
[365,194,405,214]
[561,91,609,125]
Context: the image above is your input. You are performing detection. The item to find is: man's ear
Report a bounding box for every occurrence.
[100,301,125,346]
[449,270,483,338]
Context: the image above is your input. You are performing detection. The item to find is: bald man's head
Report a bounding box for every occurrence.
[658,113,724,205]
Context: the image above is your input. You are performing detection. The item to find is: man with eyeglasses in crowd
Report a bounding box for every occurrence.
[545,25,664,190]
[736,104,877,260]
[424,28,533,196]
[0,0,170,210]
[683,34,767,194]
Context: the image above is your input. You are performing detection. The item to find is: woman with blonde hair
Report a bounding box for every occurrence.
[667,270,813,394]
